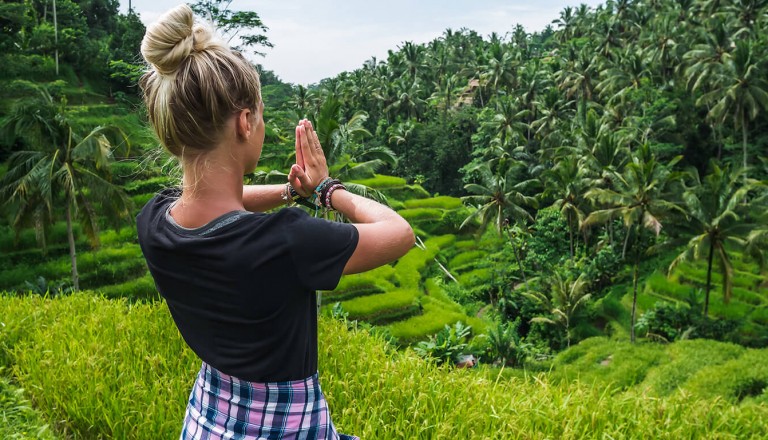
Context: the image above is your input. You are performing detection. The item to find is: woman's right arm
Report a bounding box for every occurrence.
[330,189,414,275]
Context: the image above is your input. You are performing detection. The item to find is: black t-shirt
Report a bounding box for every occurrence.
[136,188,359,382]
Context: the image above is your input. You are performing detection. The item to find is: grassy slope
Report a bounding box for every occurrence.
[1,294,767,439]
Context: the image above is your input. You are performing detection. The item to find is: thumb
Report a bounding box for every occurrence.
[289,164,312,197]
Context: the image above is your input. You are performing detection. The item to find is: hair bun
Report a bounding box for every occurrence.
[192,24,218,52]
[141,4,196,75]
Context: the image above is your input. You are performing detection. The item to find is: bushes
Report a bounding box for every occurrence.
[0,54,57,82]
[635,301,741,343]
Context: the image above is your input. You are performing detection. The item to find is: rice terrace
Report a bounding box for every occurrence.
[1,0,768,438]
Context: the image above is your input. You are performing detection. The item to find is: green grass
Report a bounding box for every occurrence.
[457,268,493,287]
[551,337,670,391]
[2,294,768,439]
[0,375,57,440]
[640,339,745,396]
[403,196,463,210]
[0,244,147,292]
[396,208,444,222]
[347,174,406,189]
[395,235,456,288]
[381,184,431,200]
[448,251,485,269]
[339,289,420,324]
[387,296,469,343]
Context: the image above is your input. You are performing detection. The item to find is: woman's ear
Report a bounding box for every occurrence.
[236,109,252,141]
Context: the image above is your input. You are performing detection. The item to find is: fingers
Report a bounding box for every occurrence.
[300,119,327,170]
[295,125,305,170]
[297,121,315,169]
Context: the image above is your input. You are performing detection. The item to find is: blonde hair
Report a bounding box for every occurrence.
[139,4,261,157]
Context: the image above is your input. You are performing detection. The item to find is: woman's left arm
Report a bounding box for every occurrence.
[242,184,288,212]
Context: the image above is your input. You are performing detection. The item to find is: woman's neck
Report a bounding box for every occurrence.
[171,150,246,228]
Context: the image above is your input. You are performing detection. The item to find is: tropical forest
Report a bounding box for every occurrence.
[1,0,768,438]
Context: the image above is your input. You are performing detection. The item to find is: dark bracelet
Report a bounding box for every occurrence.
[319,179,343,208]
[284,183,318,209]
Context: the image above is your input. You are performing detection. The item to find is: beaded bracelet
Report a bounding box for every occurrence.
[323,182,346,210]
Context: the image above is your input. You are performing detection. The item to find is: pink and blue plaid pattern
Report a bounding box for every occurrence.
[181,363,358,440]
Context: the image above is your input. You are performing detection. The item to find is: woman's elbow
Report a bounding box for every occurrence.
[395,218,415,256]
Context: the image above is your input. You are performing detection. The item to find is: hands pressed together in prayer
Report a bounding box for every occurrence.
[288,120,330,198]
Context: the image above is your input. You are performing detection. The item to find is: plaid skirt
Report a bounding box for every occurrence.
[181,362,359,440]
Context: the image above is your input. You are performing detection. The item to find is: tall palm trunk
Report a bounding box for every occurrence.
[568,212,574,259]
[622,224,633,260]
[630,224,643,343]
[66,202,79,291]
[511,241,528,287]
[742,117,748,184]
[704,237,715,317]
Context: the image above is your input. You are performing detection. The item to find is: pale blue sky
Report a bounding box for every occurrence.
[122,1,605,85]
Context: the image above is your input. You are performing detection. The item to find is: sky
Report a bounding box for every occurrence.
[121,0,605,85]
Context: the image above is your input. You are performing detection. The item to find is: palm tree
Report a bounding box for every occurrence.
[555,46,597,124]
[399,41,425,81]
[485,97,528,151]
[0,89,132,291]
[523,272,592,347]
[723,0,768,38]
[668,163,761,315]
[596,48,651,106]
[387,119,417,165]
[532,87,575,149]
[641,15,681,81]
[460,161,538,235]
[544,155,591,258]
[583,145,684,342]
[428,73,463,120]
[480,42,518,96]
[552,6,577,43]
[696,41,768,182]
[683,18,732,92]
[386,78,426,121]
[289,85,316,119]
[331,111,397,180]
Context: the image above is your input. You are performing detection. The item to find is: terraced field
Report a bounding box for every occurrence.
[0,172,495,345]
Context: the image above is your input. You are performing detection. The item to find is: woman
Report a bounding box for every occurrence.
[135,5,414,439]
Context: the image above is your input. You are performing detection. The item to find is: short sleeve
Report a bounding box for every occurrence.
[284,208,359,291]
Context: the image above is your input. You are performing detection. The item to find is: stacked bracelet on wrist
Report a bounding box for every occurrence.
[321,180,345,210]
[283,178,345,211]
